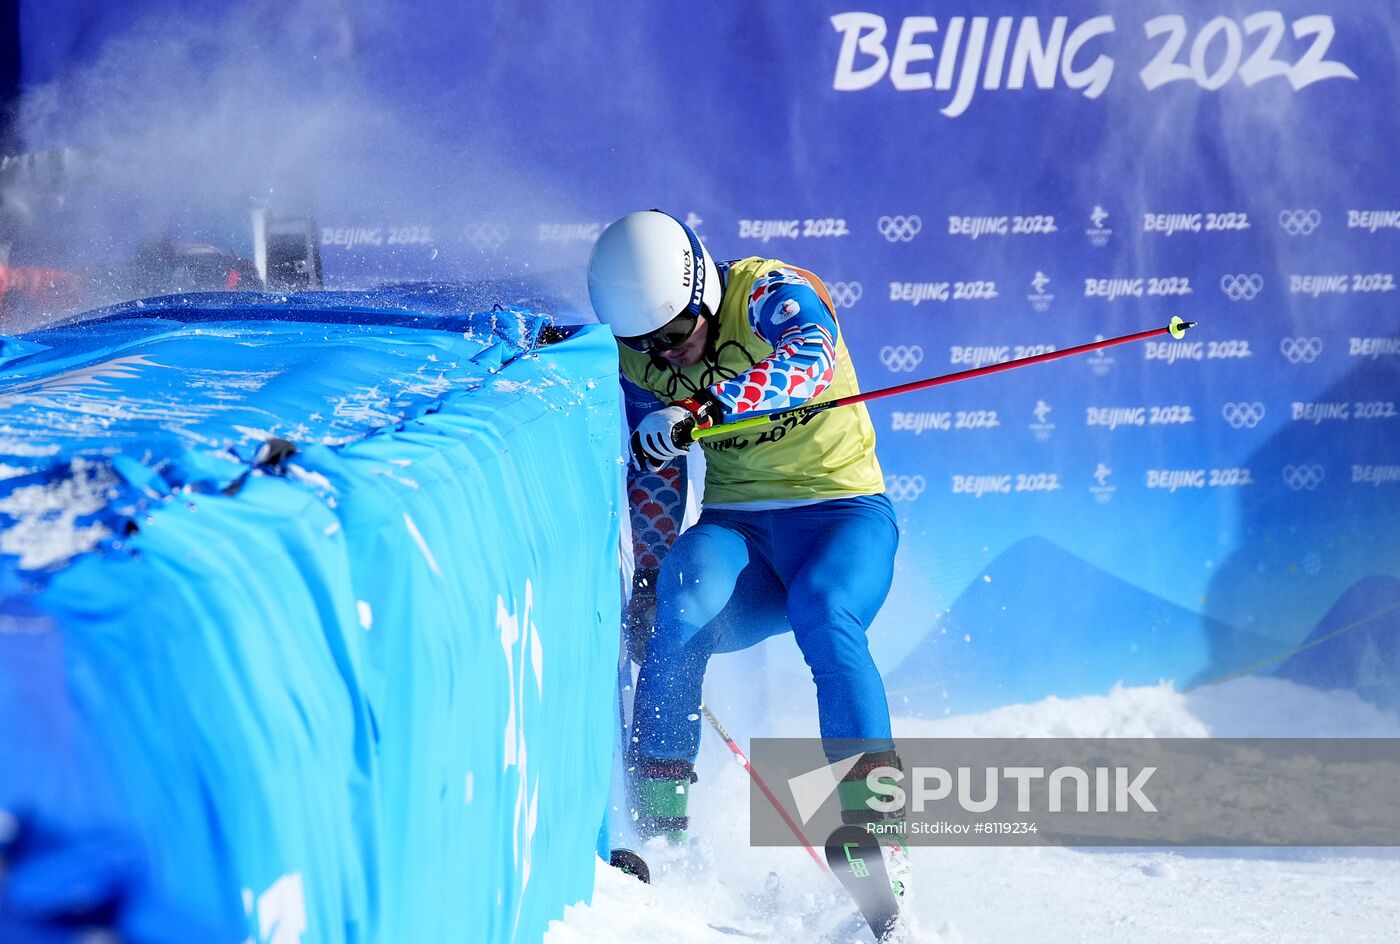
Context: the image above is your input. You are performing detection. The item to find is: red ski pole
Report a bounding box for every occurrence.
[692,316,1196,443]
[702,704,831,875]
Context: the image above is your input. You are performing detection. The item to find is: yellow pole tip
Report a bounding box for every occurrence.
[1168,316,1195,340]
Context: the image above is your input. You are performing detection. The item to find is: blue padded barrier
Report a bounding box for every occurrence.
[0,290,623,942]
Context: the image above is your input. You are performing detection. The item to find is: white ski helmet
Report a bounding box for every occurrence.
[587,210,721,344]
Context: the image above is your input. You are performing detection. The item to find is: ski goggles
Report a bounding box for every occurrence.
[616,307,701,354]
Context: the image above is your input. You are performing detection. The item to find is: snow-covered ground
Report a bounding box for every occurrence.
[547,677,1400,943]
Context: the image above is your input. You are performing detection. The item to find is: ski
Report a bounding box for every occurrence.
[609,847,651,884]
[824,824,903,943]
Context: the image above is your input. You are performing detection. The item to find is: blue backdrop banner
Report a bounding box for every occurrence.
[9,0,1400,761]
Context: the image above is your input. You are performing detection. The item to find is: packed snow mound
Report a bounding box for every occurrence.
[552,678,1400,943]
[898,676,1400,739]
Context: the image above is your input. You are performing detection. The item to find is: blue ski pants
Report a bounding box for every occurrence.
[631,493,898,765]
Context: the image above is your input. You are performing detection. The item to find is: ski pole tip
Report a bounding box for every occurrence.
[1168,316,1196,339]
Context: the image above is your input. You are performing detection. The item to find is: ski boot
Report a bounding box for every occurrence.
[629,757,713,879]
[838,750,916,934]
[630,757,696,845]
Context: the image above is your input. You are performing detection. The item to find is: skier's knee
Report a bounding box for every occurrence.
[658,566,727,627]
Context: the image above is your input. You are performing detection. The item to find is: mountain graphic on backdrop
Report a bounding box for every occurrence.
[1274,575,1400,714]
[885,535,1264,717]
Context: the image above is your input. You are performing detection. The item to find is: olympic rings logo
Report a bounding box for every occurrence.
[1282,464,1325,491]
[1220,274,1264,301]
[1221,402,1266,429]
[829,281,864,309]
[1279,337,1323,364]
[879,345,924,372]
[884,474,926,502]
[463,223,508,251]
[878,215,923,243]
[1278,209,1321,236]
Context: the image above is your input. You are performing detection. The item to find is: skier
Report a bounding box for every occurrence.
[587,210,911,911]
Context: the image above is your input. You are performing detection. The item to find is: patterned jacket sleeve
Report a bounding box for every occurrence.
[705,266,839,417]
[621,375,686,577]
